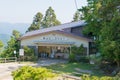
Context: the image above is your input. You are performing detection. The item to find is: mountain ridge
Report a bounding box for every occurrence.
[0,22,30,35]
[0,34,10,46]
[0,22,30,46]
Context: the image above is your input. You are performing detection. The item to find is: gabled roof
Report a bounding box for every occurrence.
[54,30,92,42]
[21,20,85,39]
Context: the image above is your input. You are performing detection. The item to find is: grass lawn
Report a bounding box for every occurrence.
[44,62,105,77]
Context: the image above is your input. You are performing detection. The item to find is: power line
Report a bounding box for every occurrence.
[74,0,78,10]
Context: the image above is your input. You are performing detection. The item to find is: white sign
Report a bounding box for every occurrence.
[19,49,24,56]
[42,36,67,41]
[14,50,16,54]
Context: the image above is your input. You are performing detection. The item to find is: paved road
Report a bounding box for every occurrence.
[0,59,68,80]
[0,63,25,80]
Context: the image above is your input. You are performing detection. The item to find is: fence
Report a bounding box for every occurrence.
[0,57,17,63]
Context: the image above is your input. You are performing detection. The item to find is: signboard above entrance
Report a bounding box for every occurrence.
[42,35,68,41]
[34,34,75,45]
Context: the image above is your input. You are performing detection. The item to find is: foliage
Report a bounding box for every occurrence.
[89,54,102,64]
[70,45,88,62]
[0,40,4,49]
[23,46,36,61]
[0,40,4,54]
[27,12,43,32]
[81,73,120,80]
[113,71,120,80]
[81,74,113,80]
[1,36,16,57]
[69,53,76,62]
[12,66,57,80]
[80,0,120,67]
[71,46,78,54]
[1,30,20,57]
[12,30,21,39]
[72,10,82,22]
[27,7,61,32]
[42,6,61,28]
[71,44,85,55]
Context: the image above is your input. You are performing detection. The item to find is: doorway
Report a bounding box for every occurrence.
[38,46,70,59]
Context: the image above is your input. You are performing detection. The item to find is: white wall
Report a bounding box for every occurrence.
[21,32,89,55]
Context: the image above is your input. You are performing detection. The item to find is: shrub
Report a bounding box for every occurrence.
[69,53,76,62]
[89,54,102,64]
[113,71,120,80]
[81,74,113,80]
[71,44,85,55]
[23,46,37,61]
[69,45,89,63]
[78,56,89,63]
[12,66,57,80]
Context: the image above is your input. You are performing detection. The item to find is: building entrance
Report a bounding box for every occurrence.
[38,46,70,59]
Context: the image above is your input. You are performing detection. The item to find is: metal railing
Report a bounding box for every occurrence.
[0,57,17,63]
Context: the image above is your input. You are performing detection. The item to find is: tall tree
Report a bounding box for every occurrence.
[72,11,81,22]
[2,30,21,57]
[80,0,120,67]
[42,6,61,28]
[27,12,43,32]
[12,30,21,39]
[12,30,21,52]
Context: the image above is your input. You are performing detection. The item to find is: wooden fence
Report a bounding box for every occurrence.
[0,57,17,63]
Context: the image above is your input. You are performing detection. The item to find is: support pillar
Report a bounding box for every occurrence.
[86,47,89,57]
[69,45,71,54]
[35,46,38,58]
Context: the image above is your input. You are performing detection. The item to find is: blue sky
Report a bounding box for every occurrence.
[0,0,87,24]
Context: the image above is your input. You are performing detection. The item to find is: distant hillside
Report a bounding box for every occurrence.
[0,22,30,35]
[0,34,10,46]
[0,22,30,52]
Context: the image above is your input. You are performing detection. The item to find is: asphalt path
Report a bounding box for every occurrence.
[0,59,67,80]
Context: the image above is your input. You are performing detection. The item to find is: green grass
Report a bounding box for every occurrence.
[44,62,104,77]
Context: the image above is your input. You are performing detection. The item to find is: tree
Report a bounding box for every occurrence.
[12,30,21,39]
[72,11,81,22]
[27,12,43,32]
[0,40,4,50]
[80,0,120,67]
[2,30,21,57]
[26,7,61,32]
[12,30,21,52]
[23,46,36,61]
[42,6,61,28]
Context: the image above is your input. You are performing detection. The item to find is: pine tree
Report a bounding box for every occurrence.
[72,11,81,22]
[80,0,120,67]
[42,6,61,28]
[27,12,43,32]
[2,30,21,57]
[12,30,21,39]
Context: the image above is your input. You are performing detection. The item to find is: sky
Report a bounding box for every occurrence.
[0,0,87,24]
